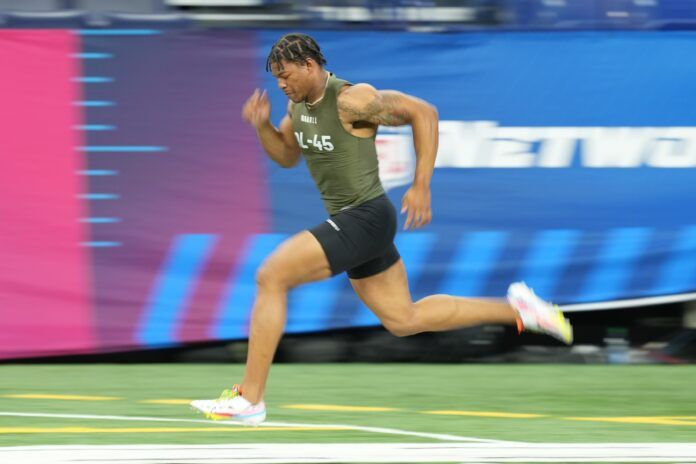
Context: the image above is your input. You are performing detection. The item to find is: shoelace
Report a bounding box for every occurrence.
[217,384,242,401]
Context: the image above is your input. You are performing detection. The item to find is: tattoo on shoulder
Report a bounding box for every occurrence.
[339,92,410,127]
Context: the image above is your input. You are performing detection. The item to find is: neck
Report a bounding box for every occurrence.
[306,71,330,106]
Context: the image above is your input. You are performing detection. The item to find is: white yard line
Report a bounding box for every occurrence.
[561,291,696,312]
[0,411,509,443]
[2,443,696,463]
[264,420,509,443]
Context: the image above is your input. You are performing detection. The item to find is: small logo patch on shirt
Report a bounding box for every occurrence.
[326,219,340,231]
[301,114,318,124]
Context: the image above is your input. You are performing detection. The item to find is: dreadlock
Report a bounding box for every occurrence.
[265,33,327,72]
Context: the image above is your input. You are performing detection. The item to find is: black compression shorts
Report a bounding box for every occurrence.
[309,194,401,279]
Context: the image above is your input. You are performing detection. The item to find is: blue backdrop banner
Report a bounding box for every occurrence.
[258,30,696,326]
[3,30,696,359]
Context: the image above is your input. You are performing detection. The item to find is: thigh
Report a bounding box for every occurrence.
[347,242,400,279]
[349,259,413,326]
[261,230,332,288]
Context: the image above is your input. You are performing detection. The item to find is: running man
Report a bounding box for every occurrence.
[191,33,572,425]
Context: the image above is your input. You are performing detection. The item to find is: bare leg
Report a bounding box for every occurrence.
[409,295,516,332]
[241,231,331,403]
[351,259,516,337]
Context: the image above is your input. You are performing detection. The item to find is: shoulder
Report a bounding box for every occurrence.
[337,83,382,124]
[338,85,429,127]
[338,83,378,108]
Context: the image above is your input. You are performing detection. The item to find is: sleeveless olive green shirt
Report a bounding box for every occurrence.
[290,73,384,215]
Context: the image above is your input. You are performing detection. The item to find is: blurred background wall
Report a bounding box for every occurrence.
[1,0,695,362]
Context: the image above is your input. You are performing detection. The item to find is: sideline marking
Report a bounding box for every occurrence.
[0,426,347,434]
[283,404,400,412]
[0,412,509,443]
[140,399,192,405]
[425,410,546,418]
[2,443,696,463]
[567,416,696,426]
[1,394,121,401]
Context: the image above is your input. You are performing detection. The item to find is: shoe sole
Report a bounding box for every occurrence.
[190,404,266,426]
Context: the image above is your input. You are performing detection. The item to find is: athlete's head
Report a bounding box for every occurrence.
[266,33,327,103]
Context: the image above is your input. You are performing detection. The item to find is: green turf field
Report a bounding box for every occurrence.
[0,364,694,447]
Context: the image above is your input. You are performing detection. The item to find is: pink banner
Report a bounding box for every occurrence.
[0,30,94,358]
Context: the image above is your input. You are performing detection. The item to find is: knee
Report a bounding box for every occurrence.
[255,260,291,292]
[382,308,421,338]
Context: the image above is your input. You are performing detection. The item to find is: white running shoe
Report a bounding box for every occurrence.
[190,385,266,426]
[507,282,573,345]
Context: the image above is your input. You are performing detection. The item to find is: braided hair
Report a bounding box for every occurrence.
[266,33,327,72]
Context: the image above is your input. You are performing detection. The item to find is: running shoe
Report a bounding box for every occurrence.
[190,385,266,426]
[507,282,573,345]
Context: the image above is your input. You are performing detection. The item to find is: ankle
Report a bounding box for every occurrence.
[243,393,262,405]
[239,385,262,404]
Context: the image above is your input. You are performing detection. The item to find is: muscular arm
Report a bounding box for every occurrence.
[243,92,301,168]
[256,115,301,168]
[338,84,438,229]
[338,84,438,189]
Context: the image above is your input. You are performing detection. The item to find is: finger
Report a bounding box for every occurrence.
[401,198,408,214]
[242,105,253,122]
[422,208,431,226]
[410,209,418,229]
[404,208,414,230]
[251,100,260,114]
[245,100,255,116]
[414,210,424,228]
[260,90,270,114]
[420,208,430,227]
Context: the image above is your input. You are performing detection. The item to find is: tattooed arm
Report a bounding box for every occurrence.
[338,84,439,229]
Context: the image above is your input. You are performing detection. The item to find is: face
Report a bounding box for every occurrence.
[271,60,312,103]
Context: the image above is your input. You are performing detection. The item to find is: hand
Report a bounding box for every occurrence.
[401,184,432,230]
[242,89,271,129]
